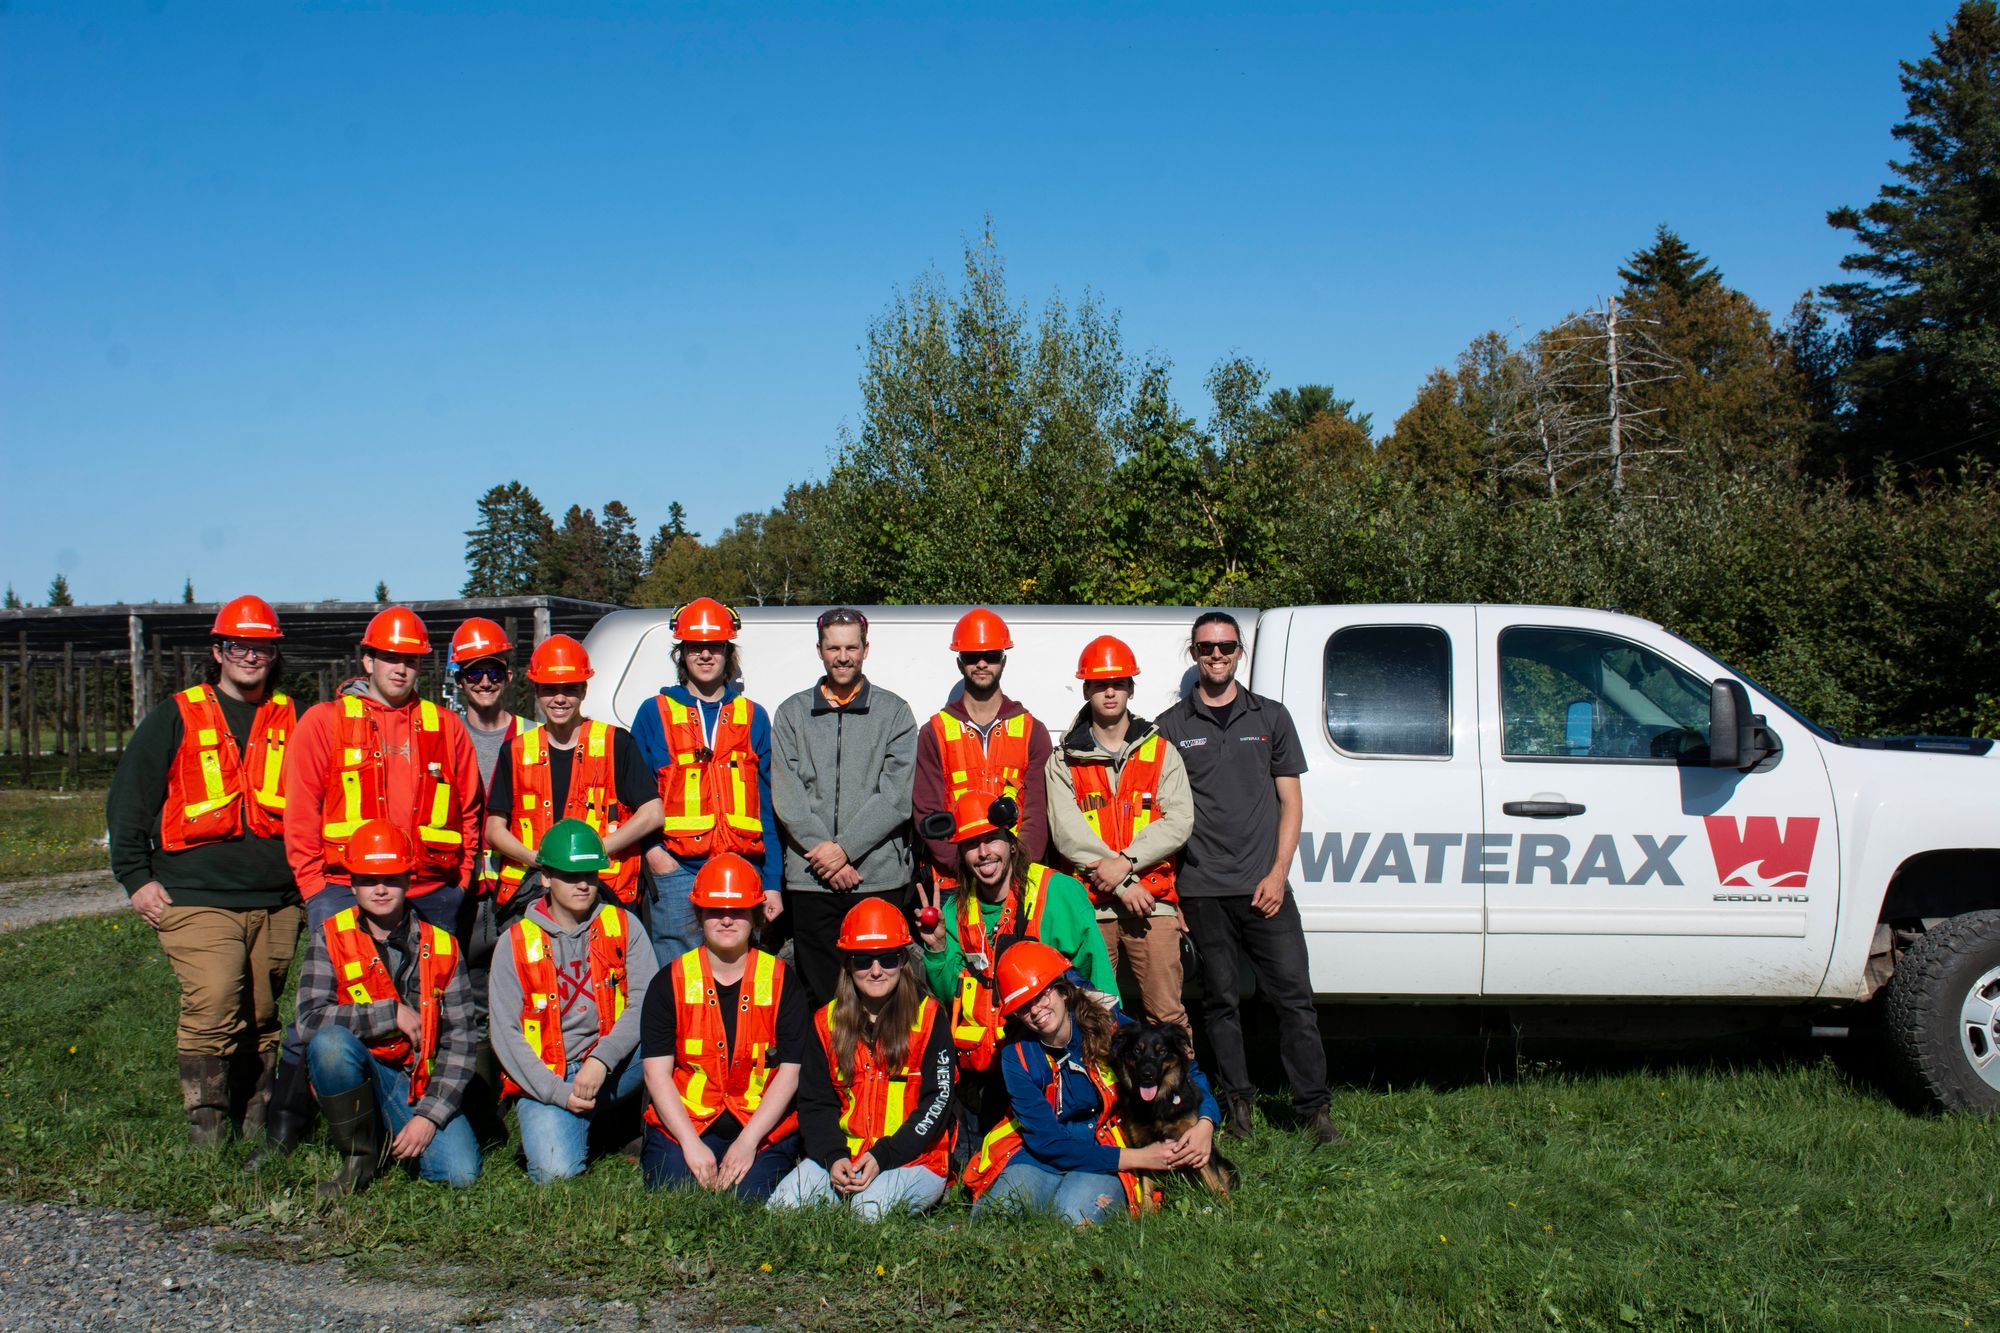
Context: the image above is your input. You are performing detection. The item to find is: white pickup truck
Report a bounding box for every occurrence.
[580,602,2000,1111]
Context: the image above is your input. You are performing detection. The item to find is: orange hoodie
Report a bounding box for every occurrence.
[283,681,485,899]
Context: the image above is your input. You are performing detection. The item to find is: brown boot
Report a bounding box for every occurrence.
[177,1055,232,1148]
[232,1046,280,1141]
[315,1085,384,1199]
[1303,1107,1344,1146]
[1221,1094,1257,1142]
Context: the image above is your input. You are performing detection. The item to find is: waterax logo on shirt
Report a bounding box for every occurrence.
[1701,815,1819,888]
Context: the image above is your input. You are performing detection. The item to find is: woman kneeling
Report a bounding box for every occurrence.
[770,898,956,1219]
[967,942,1217,1225]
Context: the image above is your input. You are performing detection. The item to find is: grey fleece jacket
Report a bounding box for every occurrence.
[770,678,917,894]
[487,902,658,1107]
[1045,714,1194,918]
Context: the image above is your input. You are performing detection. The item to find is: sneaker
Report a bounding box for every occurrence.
[1222,1095,1257,1141]
[1302,1107,1344,1146]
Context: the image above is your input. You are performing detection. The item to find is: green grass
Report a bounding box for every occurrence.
[2,914,1996,1332]
[0,788,109,878]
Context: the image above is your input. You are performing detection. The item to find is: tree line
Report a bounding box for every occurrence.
[463,3,2000,739]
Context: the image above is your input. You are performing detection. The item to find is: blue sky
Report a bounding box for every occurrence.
[0,1,1945,604]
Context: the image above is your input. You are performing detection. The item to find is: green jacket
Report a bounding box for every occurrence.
[922,864,1120,1004]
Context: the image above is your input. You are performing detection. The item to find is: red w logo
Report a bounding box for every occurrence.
[1702,816,1819,888]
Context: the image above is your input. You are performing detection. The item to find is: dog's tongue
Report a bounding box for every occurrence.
[1139,1085,1159,1101]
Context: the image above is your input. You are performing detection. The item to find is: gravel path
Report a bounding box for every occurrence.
[0,870,127,932]
[0,1201,732,1331]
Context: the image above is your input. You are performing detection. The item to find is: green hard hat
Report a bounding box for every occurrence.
[539,818,608,875]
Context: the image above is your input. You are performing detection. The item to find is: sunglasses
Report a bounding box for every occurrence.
[460,664,507,684]
[817,608,869,632]
[845,950,904,972]
[218,639,277,662]
[958,650,1004,666]
[1193,640,1242,657]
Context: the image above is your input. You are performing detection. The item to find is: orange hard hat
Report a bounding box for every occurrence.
[344,819,414,876]
[689,852,764,909]
[950,608,1013,653]
[361,605,432,655]
[951,789,1019,844]
[211,594,283,640]
[671,596,739,643]
[834,897,913,952]
[996,941,1071,1017]
[450,617,511,665]
[527,634,593,685]
[1076,634,1140,681]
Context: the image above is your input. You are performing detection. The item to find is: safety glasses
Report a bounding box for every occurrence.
[958,650,1004,666]
[845,950,903,972]
[218,639,277,662]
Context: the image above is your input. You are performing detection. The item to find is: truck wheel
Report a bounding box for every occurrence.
[1884,909,2000,1112]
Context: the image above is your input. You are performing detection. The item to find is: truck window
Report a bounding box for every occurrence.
[1323,625,1451,758]
[1500,627,1711,761]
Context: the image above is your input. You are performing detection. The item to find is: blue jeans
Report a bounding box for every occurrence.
[306,1025,481,1187]
[409,884,465,938]
[640,1120,798,1203]
[973,1159,1125,1225]
[513,1054,645,1184]
[649,862,701,963]
[278,886,359,1068]
[768,1157,949,1220]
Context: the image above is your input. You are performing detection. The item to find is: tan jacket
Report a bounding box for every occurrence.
[1044,714,1194,887]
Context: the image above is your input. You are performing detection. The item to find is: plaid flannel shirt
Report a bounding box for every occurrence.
[296,911,477,1127]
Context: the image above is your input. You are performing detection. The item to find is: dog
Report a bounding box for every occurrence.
[1108,1021,1239,1204]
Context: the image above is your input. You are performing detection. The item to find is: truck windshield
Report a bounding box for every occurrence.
[1662,630,1840,743]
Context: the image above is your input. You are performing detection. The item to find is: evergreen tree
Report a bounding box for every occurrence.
[1824,0,2000,471]
[600,500,644,604]
[462,481,555,596]
[540,506,613,601]
[1618,225,1720,298]
[3,585,21,610]
[181,577,195,604]
[47,574,73,607]
[374,580,389,603]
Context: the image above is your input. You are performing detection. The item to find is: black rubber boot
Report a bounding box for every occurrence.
[315,1085,384,1199]
[242,1057,313,1171]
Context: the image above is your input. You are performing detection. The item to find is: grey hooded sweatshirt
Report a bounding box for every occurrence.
[488,900,658,1107]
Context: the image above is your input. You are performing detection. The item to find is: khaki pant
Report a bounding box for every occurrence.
[1098,908,1188,1035]
[155,904,303,1059]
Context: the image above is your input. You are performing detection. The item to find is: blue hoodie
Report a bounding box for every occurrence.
[629,682,783,897]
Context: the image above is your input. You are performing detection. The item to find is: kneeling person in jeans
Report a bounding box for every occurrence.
[489,819,658,1183]
[640,853,804,1201]
[296,819,481,1195]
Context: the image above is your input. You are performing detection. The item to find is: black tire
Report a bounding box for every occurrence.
[1883,909,2000,1113]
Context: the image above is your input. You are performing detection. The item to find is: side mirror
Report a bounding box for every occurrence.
[1709,678,1780,770]
[1563,700,1594,756]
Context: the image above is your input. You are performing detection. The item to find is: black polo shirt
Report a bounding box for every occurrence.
[1155,686,1307,898]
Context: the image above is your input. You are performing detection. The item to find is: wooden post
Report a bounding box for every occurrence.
[94,662,105,756]
[53,644,67,770]
[19,634,33,785]
[129,613,147,725]
[66,644,81,783]
[0,664,10,757]
[148,633,163,721]
[532,602,552,646]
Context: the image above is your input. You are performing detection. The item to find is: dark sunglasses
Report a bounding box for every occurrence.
[845,950,904,972]
[817,608,869,632]
[460,664,507,684]
[958,650,1004,666]
[1193,640,1241,657]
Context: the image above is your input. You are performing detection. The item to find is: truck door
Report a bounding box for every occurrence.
[1283,607,1485,996]
[1476,613,1840,998]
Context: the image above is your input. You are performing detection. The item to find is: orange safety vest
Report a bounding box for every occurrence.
[812,994,954,1179]
[1067,731,1178,906]
[321,906,458,1105]
[320,695,466,881]
[644,948,798,1147]
[655,695,764,859]
[495,721,640,906]
[160,685,293,851]
[928,710,1034,893]
[960,1041,1141,1213]
[499,902,629,1099]
[949,864,1052,1072]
